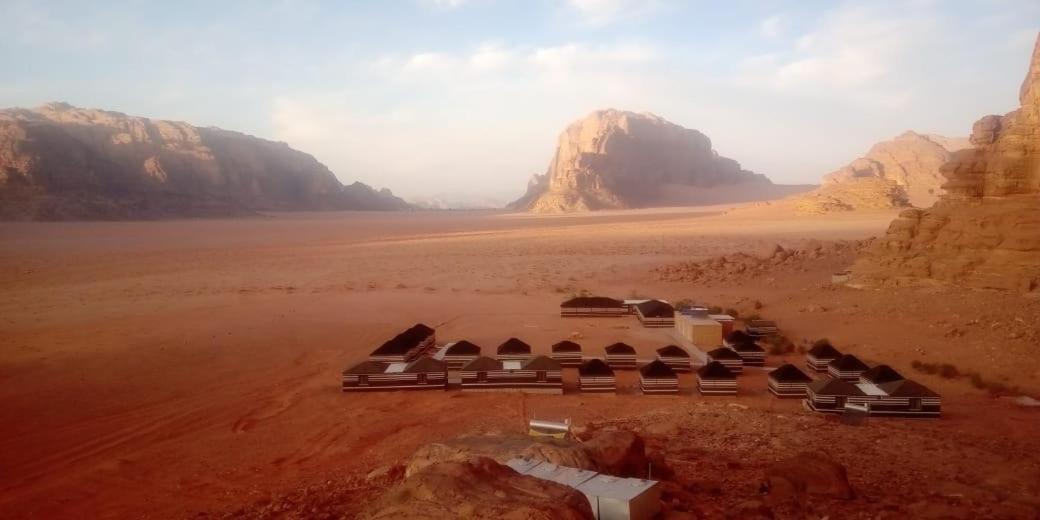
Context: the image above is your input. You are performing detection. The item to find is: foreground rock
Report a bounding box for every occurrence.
[763,452,853,503]
[852,33,1040,292]
[509,109,771,213]
[0,102,410,220]
[406,431,648,478]
[361,457,594,520]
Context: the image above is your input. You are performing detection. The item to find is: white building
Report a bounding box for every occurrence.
[505,458,661,520]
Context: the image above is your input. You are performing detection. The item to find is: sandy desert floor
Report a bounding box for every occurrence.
[1,206,1039,519]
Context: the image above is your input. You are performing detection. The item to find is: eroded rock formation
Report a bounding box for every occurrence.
[791,131,969,213]
[0,102,410,219]
[360,457,594,520]
[509,109,769,212]
[852,34,1040,292]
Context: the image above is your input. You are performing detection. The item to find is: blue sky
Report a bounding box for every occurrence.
[1,0,1038,203]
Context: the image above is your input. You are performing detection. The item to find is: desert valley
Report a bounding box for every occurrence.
[2,4,1040,519]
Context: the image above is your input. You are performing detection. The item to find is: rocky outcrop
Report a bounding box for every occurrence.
[763,452,854,502]
[790,131,969,214]
[406,431,648,478]
[852,33,1040,292]
[0,102,410,220]
[361,458,594,520]
[509,109,770,212]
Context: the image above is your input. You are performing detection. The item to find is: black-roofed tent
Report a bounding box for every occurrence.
[551,340,583,367]
[729,341,765,366]
[859,364,905,385]
[806,340,842,372]
[496,337,533,362]
[369,323,436,363]
[459,355,562,394]
[560,296,627,317]
[635,300,675,328]
[656,345,692,372]
[706,347,744,374]
[341,357,446,392]
[723,330,755,347]
[803,377,869,413]
[827,354,870,381]
[869,379,941,417]
[697,361,737,395]
[433,340,482,370]
[578,358,616,393]
[604,342,638,369]
[639,360,678,395]
[768,363,813,397]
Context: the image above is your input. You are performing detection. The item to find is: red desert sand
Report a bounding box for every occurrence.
[1,206,1039,518]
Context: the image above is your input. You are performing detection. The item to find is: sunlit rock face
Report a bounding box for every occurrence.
[0,103,410,220]
[852,34,1040,292]
[509,109,769,213]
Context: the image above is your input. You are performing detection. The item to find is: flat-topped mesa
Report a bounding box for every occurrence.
[0,103,411,220]
[851,33,1040,292]
[509,109,769,213]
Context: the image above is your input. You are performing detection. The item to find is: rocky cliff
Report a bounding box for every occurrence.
[509,109,770,212]
[790,131,969,213]
[851,33,1040,292]
[0,103,410,220]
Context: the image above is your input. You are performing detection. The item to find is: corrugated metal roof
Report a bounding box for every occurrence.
[576,474,658,501]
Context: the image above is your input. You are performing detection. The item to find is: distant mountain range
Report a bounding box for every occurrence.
[0,103,410,220]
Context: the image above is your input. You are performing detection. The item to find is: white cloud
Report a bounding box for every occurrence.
[419,0,471,9]
[736,5,937,107]
[759,15,784,39]
[563,0,663,26]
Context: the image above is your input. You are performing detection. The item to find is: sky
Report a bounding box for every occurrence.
[1,0,1038,204]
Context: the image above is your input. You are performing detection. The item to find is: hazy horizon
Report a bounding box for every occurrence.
[2,0,1038,203]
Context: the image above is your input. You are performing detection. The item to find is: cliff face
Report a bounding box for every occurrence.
[790,131,969,214]
[0,103,410,220]
[509,109,769,213]
[852,33,1040,292]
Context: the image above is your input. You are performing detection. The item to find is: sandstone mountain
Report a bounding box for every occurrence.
[790,131,969,214]
[0,103,410,220]
[509,109,772,212]
[852,33,1040,292]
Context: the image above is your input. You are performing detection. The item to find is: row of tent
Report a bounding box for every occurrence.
[765,340,942,417]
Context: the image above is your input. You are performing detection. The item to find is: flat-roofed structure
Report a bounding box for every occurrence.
[496,337,533,362]
[708,314,736,336]
[806,341,842,372]
[341,357,447,392]
[675,315,723,347]
[655,345,692,372]
[604,342,638,369]
[635,300,675,328]
[768,363,813,398]
[368,323,436,363]
[639,360,678,395]
[504,459,662,520]
[697,361,737,395]
[551,340,583,367]
[577,473,662,520]
[804,377,941,417]
[459,355,563,393]
[706,347,744,374]
[859,364,905,385]
[432,340,482,370]
[746,320,779,337]
[578,359,617,393]
[827,354,870,381]
[560,296,627,317]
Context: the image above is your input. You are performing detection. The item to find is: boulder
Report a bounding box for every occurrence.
[361,457,594,520]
